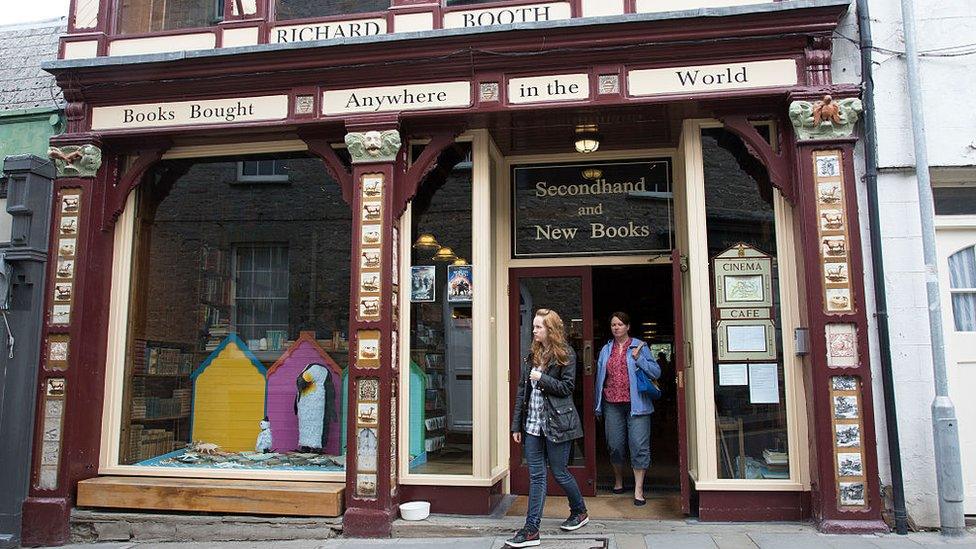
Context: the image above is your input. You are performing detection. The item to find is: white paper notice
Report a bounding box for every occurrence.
[719,363,748,386]
[748,363,780,404]
[726,324,767,352]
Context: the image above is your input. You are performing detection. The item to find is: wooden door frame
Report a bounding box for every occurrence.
[508,266,597,496]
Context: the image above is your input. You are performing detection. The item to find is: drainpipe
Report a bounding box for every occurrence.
[854,0,908,535]
[898,0,967,537]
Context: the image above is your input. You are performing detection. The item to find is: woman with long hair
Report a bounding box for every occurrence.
[594,311,661,506]
[506,308,588,548]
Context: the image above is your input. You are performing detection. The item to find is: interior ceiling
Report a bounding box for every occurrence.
[484,103,679,156]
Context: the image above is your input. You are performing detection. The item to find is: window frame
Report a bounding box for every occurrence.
[236,159,290,183]
[98,144,346,482]
[231,243,290,342]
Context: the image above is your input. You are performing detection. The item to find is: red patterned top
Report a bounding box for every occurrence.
[603,339,631,403]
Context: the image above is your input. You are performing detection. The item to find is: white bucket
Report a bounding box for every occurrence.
[399,500,431,521]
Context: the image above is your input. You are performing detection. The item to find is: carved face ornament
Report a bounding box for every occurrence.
[363,131,383,156]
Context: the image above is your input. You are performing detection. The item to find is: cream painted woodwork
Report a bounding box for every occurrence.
[935,215,976,514]
[108,33,216,56]
[99,147,345,482]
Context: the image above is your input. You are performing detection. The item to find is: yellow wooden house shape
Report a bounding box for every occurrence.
[190,334,267,452]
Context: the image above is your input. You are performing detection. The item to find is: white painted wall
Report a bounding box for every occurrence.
[833,0,976,529]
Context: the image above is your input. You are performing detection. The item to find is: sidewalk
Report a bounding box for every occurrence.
[59,531,976,548]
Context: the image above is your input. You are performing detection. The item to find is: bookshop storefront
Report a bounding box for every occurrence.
[26,0,888,543]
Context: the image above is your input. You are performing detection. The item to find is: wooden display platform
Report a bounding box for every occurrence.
[77,476,344,517]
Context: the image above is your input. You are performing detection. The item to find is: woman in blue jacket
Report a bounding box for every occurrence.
[594,311,661,506]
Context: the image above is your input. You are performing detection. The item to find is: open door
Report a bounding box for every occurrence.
[509,267,597,496]
[672,249,691,513]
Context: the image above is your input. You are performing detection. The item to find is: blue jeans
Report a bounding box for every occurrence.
[604,401,652,469]
[524,433,586,531]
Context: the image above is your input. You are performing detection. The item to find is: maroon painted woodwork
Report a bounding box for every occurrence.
[719,114,796,204]
[671,249,690,514]
[698,490,811,522]
[507,267,597,497]
[396,127,467,218]
[342,117,402,538]
[302,136,353,205]
[398,481,505,516]
[788,114,886,533]
[23,166,118,546]
[99,147,167,231]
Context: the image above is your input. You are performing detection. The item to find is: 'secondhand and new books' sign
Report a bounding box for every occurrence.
[512,160,673,258]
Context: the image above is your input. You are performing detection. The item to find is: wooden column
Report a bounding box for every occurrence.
[341,119,404,537]
[788,92,887,533]
[21,136,116,546]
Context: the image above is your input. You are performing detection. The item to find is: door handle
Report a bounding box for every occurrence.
[583,341,593,376]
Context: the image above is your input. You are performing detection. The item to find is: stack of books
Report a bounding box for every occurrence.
[205,323,230,350]
[762,449,789,479]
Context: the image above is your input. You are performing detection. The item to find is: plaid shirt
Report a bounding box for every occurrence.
[524,369,547,437]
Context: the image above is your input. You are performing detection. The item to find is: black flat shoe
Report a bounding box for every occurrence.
[633,498,647,506]
[611,487,627,494]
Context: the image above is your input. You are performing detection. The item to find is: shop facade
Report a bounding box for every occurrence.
[27,0,888,543]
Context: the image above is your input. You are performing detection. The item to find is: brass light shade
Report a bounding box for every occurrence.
[581,168,603,180]
[574,124,602,154]
[451,257,469,266]
[412,233,440,251]
[432,246,458,262]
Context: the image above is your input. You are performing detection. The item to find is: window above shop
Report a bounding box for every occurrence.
[274,0,390,22]
[116,0,223,35]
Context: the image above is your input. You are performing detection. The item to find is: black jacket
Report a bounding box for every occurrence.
[510,346,583,443]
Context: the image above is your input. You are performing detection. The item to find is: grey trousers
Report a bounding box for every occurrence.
[603,401,652,470]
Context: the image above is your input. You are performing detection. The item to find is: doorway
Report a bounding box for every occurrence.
[592,265,680,496]
[508,264,684,518]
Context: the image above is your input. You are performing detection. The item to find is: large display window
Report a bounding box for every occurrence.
[112,153,351,474]
[405,142,475,476]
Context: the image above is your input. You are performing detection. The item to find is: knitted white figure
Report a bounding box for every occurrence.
[255,418,273,453]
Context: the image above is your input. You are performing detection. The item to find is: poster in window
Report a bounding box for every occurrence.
[447,265,473,302]
[411,266,435,302]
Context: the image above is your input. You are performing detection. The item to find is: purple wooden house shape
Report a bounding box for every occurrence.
[265,331,343,455]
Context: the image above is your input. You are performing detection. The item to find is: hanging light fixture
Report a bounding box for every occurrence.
[574,124,602,154]
[451,257,469,266]
[432,246,458,262]
[581,168,603,180]
[412,233,440,251]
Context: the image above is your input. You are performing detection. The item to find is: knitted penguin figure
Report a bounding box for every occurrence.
[294,363,336,453]
[255,418,273,453]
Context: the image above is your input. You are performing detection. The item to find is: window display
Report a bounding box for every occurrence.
[119,154,351,471]
[407,143,474,475]
[702,128,791,480]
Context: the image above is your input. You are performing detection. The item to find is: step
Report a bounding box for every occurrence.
[76,476,344,517]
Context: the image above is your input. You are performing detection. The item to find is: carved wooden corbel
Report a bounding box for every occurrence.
[396,127,467,218]
[100,147,168,232]
[303,138,354,205]
[718,115,796,204]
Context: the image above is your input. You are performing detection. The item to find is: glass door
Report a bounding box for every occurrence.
[508,267,597,496]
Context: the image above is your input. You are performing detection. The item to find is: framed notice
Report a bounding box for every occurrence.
[716,319,776,361]
[713,243,773,309]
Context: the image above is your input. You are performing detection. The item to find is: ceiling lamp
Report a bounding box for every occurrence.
[432,246,458,262]
[451,257,469,266]
[574,124,602,154]
[412,233,440,251]
[581,168,603,180]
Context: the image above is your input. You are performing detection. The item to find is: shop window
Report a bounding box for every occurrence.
[237,160,289,183]
[274,0,390,21]
[702,127,791,480]
[119,154,351,472]
[949,246,976,331]
[407,142,474,475]
[116,0,221,35]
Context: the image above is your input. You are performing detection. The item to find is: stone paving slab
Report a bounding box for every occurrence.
[645,533,718,548]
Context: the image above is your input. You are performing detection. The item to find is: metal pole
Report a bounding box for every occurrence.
[898,0,966,536]
[855,0,908,534]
